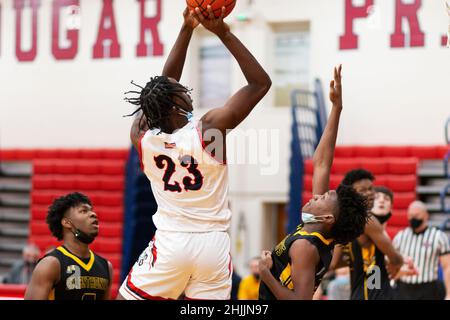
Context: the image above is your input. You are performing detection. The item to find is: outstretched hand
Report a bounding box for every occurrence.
[191,5,230,37]
[394,257,419,280]
[183,7,199,29]
[329,64,343,108]
[387,257,419,280]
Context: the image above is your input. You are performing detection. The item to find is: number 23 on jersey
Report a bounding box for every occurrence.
[154,155,203,192]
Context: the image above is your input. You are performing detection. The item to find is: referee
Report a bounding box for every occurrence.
[393,201,450,300]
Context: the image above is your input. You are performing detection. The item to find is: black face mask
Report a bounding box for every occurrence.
[69,220,95,244]
[409,218,423,230]
[373,212,392,225]
[73,228,95,245]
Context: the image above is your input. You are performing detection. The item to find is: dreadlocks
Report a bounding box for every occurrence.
[124,76,192,131]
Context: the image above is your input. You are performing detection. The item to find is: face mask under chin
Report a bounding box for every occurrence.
[302,212,334,224]
[68,220,96,245]
[73,228,96,245]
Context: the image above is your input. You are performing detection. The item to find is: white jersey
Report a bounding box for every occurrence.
[138,120,231,233]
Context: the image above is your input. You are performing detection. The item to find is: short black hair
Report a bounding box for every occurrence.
[342,169,375,186]
[46,192,92,241]
[374,186,394,202]
[124,76,192,131]
[331,184,369,244]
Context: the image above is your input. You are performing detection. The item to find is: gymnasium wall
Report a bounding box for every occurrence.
[1,0,449,274]
[0,0,448,148]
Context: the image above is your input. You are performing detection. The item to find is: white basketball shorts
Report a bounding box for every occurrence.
[119,230,232,300]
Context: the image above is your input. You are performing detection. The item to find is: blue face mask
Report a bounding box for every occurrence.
[186,111,194,122]
[174,106,193,122]
[302,212,334,224]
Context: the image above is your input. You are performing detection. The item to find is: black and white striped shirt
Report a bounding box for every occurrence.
[393,227,450,284]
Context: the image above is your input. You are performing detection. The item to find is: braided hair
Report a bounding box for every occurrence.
[124,76,192,131]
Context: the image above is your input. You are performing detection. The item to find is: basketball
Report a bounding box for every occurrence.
[186,0,236,19]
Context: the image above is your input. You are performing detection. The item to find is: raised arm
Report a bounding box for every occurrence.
[193,6,271,134]
[312,65,343,195]
[130,110,148,152]
[129,9,198,150]
[161,8,199,80]
[329,244,350,270]
[365,216,404,276]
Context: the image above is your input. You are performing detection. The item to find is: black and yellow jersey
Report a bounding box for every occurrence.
[44,246,111,300]
[344,240,393,300]
[259,224,334,300]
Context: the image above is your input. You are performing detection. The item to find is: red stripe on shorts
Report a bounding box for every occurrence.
[184,296,214,300]
[151,236,157,268]
[126,268,173,300]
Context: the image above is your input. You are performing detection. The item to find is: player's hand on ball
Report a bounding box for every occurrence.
[192,5,230,37]
[183,7,199,29]
[259,250,273,272]
[329,64,343,108]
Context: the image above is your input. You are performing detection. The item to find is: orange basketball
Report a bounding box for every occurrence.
[186,0,236,19]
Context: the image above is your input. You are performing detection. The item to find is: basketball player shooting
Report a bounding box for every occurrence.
[258,66,369,300]
[117,6,271,300]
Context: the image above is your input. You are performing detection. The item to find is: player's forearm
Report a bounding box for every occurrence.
[387,251,404,267]
[217,31,271,89]
[260,269,309,300]
[24,286,51,300]
[161,24,194,81]
[130,112,148,149]
[382,245,403,273]
[312,105,342,170]
[330,259,348,270]
[329,246,348,270]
